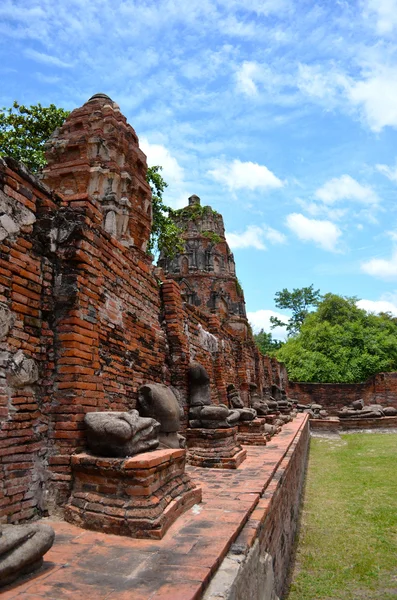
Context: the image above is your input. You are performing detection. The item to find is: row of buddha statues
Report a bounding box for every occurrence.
[85,362,295,457]
[1,361,294,588]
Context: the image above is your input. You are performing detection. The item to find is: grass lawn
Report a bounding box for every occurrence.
[286,433,397,600]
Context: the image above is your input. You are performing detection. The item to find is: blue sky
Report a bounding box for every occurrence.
[2,0,397,338]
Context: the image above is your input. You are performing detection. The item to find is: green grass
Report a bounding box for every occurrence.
[286,434,397,600]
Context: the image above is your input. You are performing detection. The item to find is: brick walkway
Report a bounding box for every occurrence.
[2,415,306,600]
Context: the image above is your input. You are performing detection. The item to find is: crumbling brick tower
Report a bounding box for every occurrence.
[43,92,152,250]
[158,194,249,339]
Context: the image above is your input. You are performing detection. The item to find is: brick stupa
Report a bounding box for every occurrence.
[158,194,249,339]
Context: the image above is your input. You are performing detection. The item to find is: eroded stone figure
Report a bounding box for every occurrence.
[249,384,269,416]
[138,383,186,449]
[271,384,289,410]
[295,403,326,418]
[0,523,55,587]
[84,409,160,457]
[227,384,256,422]
[188,362,239,428]
[337,400,385,419]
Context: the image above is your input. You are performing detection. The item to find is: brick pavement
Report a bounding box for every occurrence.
[1,415,306,600]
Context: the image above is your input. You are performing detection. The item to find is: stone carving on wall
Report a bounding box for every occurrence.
[0,187,36,244]
[0,305,13,340]
[8,351,39,388]
[0,523,55,587]
[227,384,257,422]
[227,251,236,275]
[84,409,160,457]
[138,383,186,449]
[102,190,132,243]
[188,362,239,428]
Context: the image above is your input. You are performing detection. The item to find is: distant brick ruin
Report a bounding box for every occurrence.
[158,194,248,338]
[0,94,289,524]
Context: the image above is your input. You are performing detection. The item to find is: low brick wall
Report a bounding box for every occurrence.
[204,414,310,600]
[290,373,397,414]
[310,416,397,432]
[339,416,397,430]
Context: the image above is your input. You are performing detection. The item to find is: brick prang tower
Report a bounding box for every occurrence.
[158,194,249,338]
[42,92,152,251]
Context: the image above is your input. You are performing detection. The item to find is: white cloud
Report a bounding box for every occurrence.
[264,226,287,244]
[296,198,348,221]
[227,225,267,250]
[357,298,397,316]
[285,213,342,252]
[315,175,379,205]
[140,139,191,209]
[235,61,261,96]
[226,224,286,250]
[247,309,288,340]
[140,138,184,185]
[208,159,283,192]
[235,60,294,102]
[297,63,347,100]
[361,249,397,279]
[363,0,397,35]
[296,61,397,133]
[347,66,397,132]
[376,161,397,183]
[24,48,72,68]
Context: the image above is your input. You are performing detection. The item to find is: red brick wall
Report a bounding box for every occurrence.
[0,95,291,522]
[0,159,169,515]
[47,205,168,504]
[0,160,288,520]
[289,374,397,414]
[0,158,58,523]
[160,277,278,412]
[260,415,310,597]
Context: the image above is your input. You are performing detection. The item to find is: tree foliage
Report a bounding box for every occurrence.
[146,166,184,259]
[276,293,397,382]
[0,101,69,172]
[270,284,322,336]
[253,329,283,356]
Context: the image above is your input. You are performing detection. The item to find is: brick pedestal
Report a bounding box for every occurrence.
[64,449,202,539]
[237,419,267,445]
[265,413,284,428]
[186,426,246,468]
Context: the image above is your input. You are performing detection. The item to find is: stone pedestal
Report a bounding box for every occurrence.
[265,414,283,428]
[64,449,202,540]
[237,419,267,445]
[265,413,279,422]
[260,416,282,439]
[186,426,246,468]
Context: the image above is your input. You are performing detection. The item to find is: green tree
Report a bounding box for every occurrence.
[146,165,184,259]
[0,101,183,259]
[0,101,69,172]
[276,293,397,382]
[253,329,283,356]
[270,284,322,336]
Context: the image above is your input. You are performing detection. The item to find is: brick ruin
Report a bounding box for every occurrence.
[289,372,397,414]
[0,94,290,525]
[158,194,248,339]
